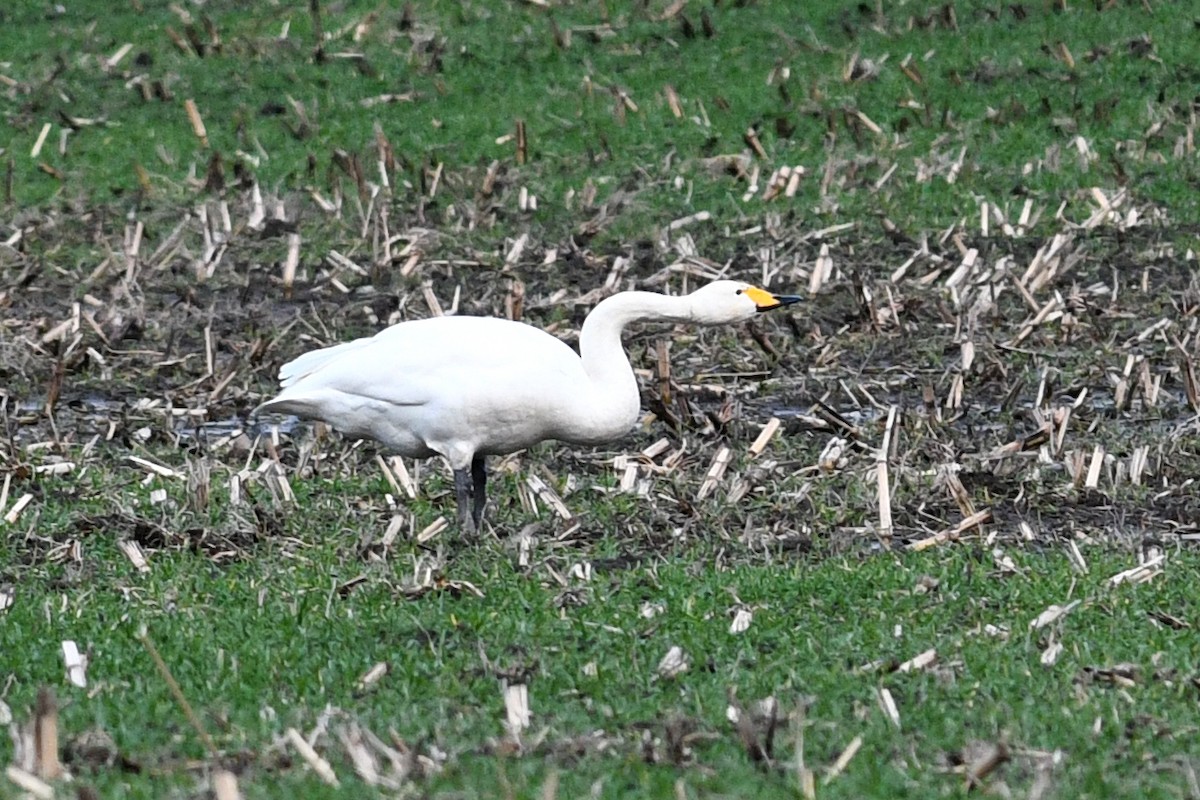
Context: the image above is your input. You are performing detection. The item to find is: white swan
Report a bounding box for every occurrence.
[255,280,801,531]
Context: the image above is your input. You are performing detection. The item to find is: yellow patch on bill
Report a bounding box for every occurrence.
[743,285,779,308]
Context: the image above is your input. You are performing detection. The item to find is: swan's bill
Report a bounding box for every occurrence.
[744,286,803,312]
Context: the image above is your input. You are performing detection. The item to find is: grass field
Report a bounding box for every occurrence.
[3,0,1200,797]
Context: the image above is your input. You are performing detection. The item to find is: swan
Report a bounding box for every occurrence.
[255,280,801,532]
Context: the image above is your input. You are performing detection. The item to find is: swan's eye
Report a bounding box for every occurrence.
[735,289,743,295]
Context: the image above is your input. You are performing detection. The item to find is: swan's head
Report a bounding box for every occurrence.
[686,280,802,324]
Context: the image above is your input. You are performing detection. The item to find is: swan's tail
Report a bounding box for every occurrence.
[253,392,321,419]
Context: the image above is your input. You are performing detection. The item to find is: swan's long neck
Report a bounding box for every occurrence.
[572,291,693,443]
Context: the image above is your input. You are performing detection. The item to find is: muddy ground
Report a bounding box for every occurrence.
[2,186,1199,555]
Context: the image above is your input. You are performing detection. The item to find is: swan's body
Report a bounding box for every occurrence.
[255,280,800,530]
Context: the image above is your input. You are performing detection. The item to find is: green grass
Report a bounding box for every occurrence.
[2,450,1199,798]
[4,0,1199,245]
[7,496,1200,796]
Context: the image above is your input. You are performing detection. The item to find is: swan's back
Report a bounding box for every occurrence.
[271,315,584,398]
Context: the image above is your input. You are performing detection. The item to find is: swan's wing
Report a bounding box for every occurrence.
[277,312,469,388]
[278,337,375,387]
[272,342,434,408]
[261,316,581,414]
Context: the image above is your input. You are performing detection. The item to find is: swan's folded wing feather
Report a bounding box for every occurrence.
[275,342,435,408]
[278,338,376,387]
[268,315,585,414]
[277,316,469,389]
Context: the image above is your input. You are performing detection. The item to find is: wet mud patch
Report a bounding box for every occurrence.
[3,174,1200,579]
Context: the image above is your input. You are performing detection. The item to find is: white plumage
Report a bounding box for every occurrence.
[255,279,800,531]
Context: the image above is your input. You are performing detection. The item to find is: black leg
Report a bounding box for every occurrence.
[453,467,475,533]
[470,455,487,530]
